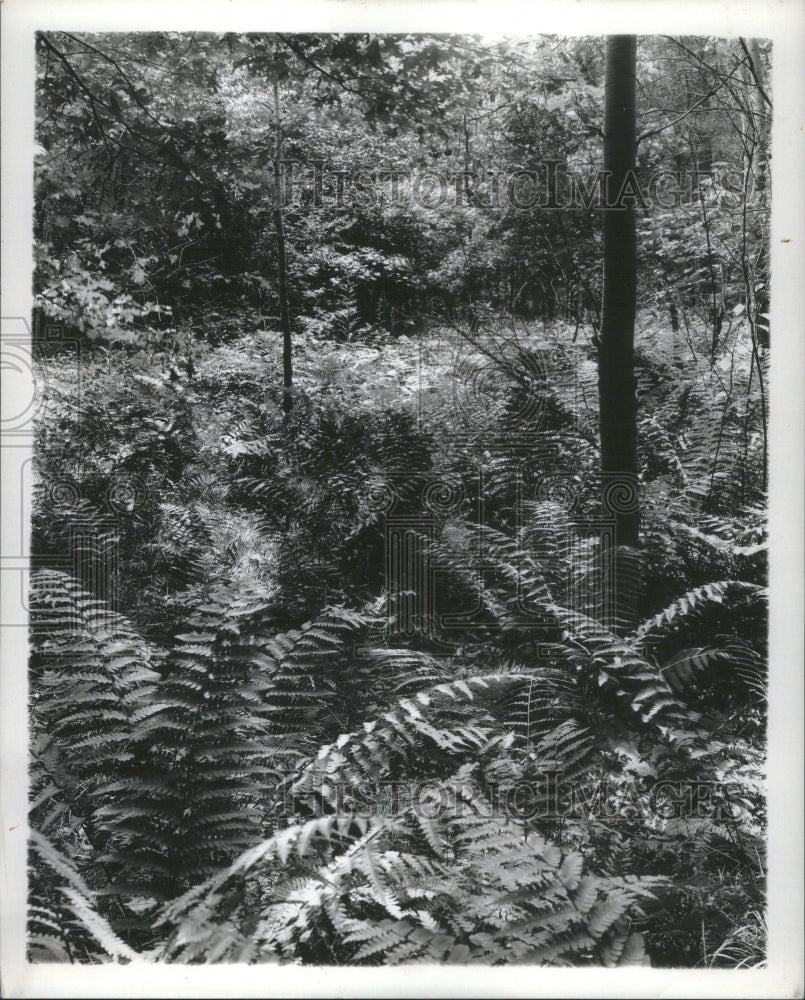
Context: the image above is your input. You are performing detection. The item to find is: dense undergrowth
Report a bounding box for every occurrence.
[28,311,767,967]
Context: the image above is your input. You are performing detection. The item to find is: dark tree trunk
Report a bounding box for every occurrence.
[273,72,293,417]
[599,35,640,626]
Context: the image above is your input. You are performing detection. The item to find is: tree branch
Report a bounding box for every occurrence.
[737,38,772,109]
[638,51,751,144]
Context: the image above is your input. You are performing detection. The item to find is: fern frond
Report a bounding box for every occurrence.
[635,581,766,646]
[29,831,139,964]
[156,772,664,966]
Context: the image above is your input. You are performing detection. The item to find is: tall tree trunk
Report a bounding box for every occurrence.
[738,38,769,488]
[599,35,640,628]
[272,69,293,417]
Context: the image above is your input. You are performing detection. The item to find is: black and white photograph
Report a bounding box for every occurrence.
[1,1,802,996]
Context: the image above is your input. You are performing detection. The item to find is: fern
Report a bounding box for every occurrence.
[28,451,766,967]
[657,638,765,709]
[635,580,766,646]
[29,572,292,927]
[157,774,663,965]
[129,582,286,887]
[29,831,139,964]
[29,570,161,860]
[260,604,382,746]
